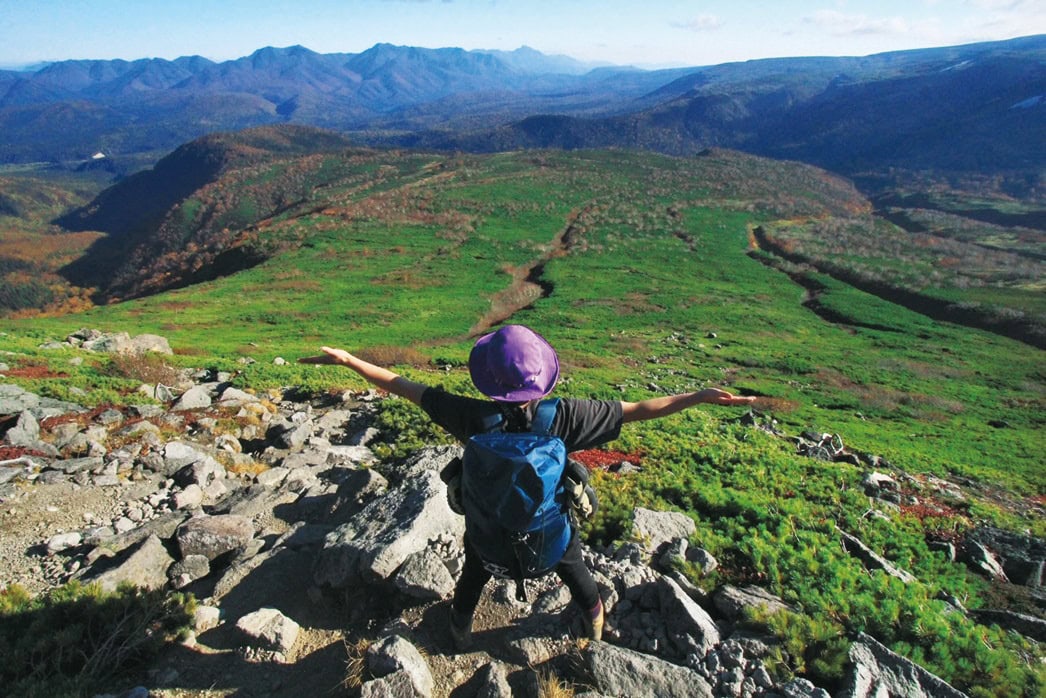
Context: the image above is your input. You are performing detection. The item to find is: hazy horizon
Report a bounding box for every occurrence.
[2,0,1044,71]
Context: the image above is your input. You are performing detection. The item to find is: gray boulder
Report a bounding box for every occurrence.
[3,410,40,446]
[80,534,174,592]
[632,507,696,557]
[0,384,40,415]
[385,445,461,480]
[172,386,213,411]
[969,609,1046,642]
[361,670,416,698]
[172,453,225,491]
[839,632,969,698]
[217,387,259,406]
[581,640,713,698]
[366,635,434,698]
[837,527,916,583]
[176,514,255,560]
[475,661,512,698]
[168,554,211,588]
[91,511,190,559]
[78,331,172,355]
[968,527,1044,587]
[326,444,380,467]
[50,456,105,474]
[713,584,796,622]
[314,469,464,587]
[209,483,300,523]
[959,540,1009,582]
[235,607,300,654]
[267,418,313,451]
[658,576,721,656]
[393,548,456,600]
[0,384,82,419]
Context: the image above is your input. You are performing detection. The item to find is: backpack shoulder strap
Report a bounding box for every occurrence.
[530,398,560,436]
[477,410,505,434]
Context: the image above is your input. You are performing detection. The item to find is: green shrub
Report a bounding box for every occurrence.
[0,582,195,697]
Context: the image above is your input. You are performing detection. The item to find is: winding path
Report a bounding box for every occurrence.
[466,204,593,337]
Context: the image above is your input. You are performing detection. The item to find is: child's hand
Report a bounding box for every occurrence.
[298,346,352,365]
[698,388,756,406]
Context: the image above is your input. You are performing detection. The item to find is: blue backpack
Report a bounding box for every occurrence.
[460,398,572,595]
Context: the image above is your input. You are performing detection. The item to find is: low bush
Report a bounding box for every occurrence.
[0,581,195,697]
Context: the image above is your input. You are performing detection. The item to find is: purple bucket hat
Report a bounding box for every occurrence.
[468,325,560,402]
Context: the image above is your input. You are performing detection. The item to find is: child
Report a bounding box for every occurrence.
[301,324,754,648]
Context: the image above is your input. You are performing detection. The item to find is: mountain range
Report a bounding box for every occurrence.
[2,37,1043,181]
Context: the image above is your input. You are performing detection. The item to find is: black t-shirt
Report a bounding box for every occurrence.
[420,388,623,452]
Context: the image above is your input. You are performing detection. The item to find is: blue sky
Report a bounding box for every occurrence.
[2,0,1044,69]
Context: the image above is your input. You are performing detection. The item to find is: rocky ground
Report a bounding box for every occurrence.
[2,331,1043,698]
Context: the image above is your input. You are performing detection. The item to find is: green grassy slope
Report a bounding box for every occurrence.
[1,147,1042,695]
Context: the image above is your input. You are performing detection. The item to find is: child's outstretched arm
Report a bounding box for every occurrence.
[299,346,428,406]
[620,388,755,423]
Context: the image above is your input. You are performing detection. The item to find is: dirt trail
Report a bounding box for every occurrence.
[467,204,592,338]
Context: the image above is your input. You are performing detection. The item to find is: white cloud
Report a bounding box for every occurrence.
[672,14,724,33]
[966,0,1025,10]
[805,10,911,36]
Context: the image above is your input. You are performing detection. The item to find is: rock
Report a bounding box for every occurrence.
[176,514,255,560]
[361,670,417,698]
[209,483,300,523]
[168,554,211,588]
[393,548,456,600]
[46,531,83,554]
[235,608,300,654]
[658,576,720,656]
[713,584,795,621]
[314,469,464,587]
[837,527,916,583]
[631,507,696,557]
[969,609,1046,642]
[779,677,831,697]
[959,540,1009,582]
[839,632,969,698]
[78,331,172,355]
[194,604,222,632]
[967,527,1044,587]
[173,484,204,510]
[49,456,106,474]
[581,640,713,698]
[5,410,41,446]
[93,511,189,559]
[217,387,259,406]
[862,471,897,495]
[475,661,513,698]
[267,418,313,451]
[387,445,460,480]
[172,454,225,491]
[0,384,40,415]
[366,635,434,698]
[172,386,213,411]
[80,534,174,592]
[255,467,290,487]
